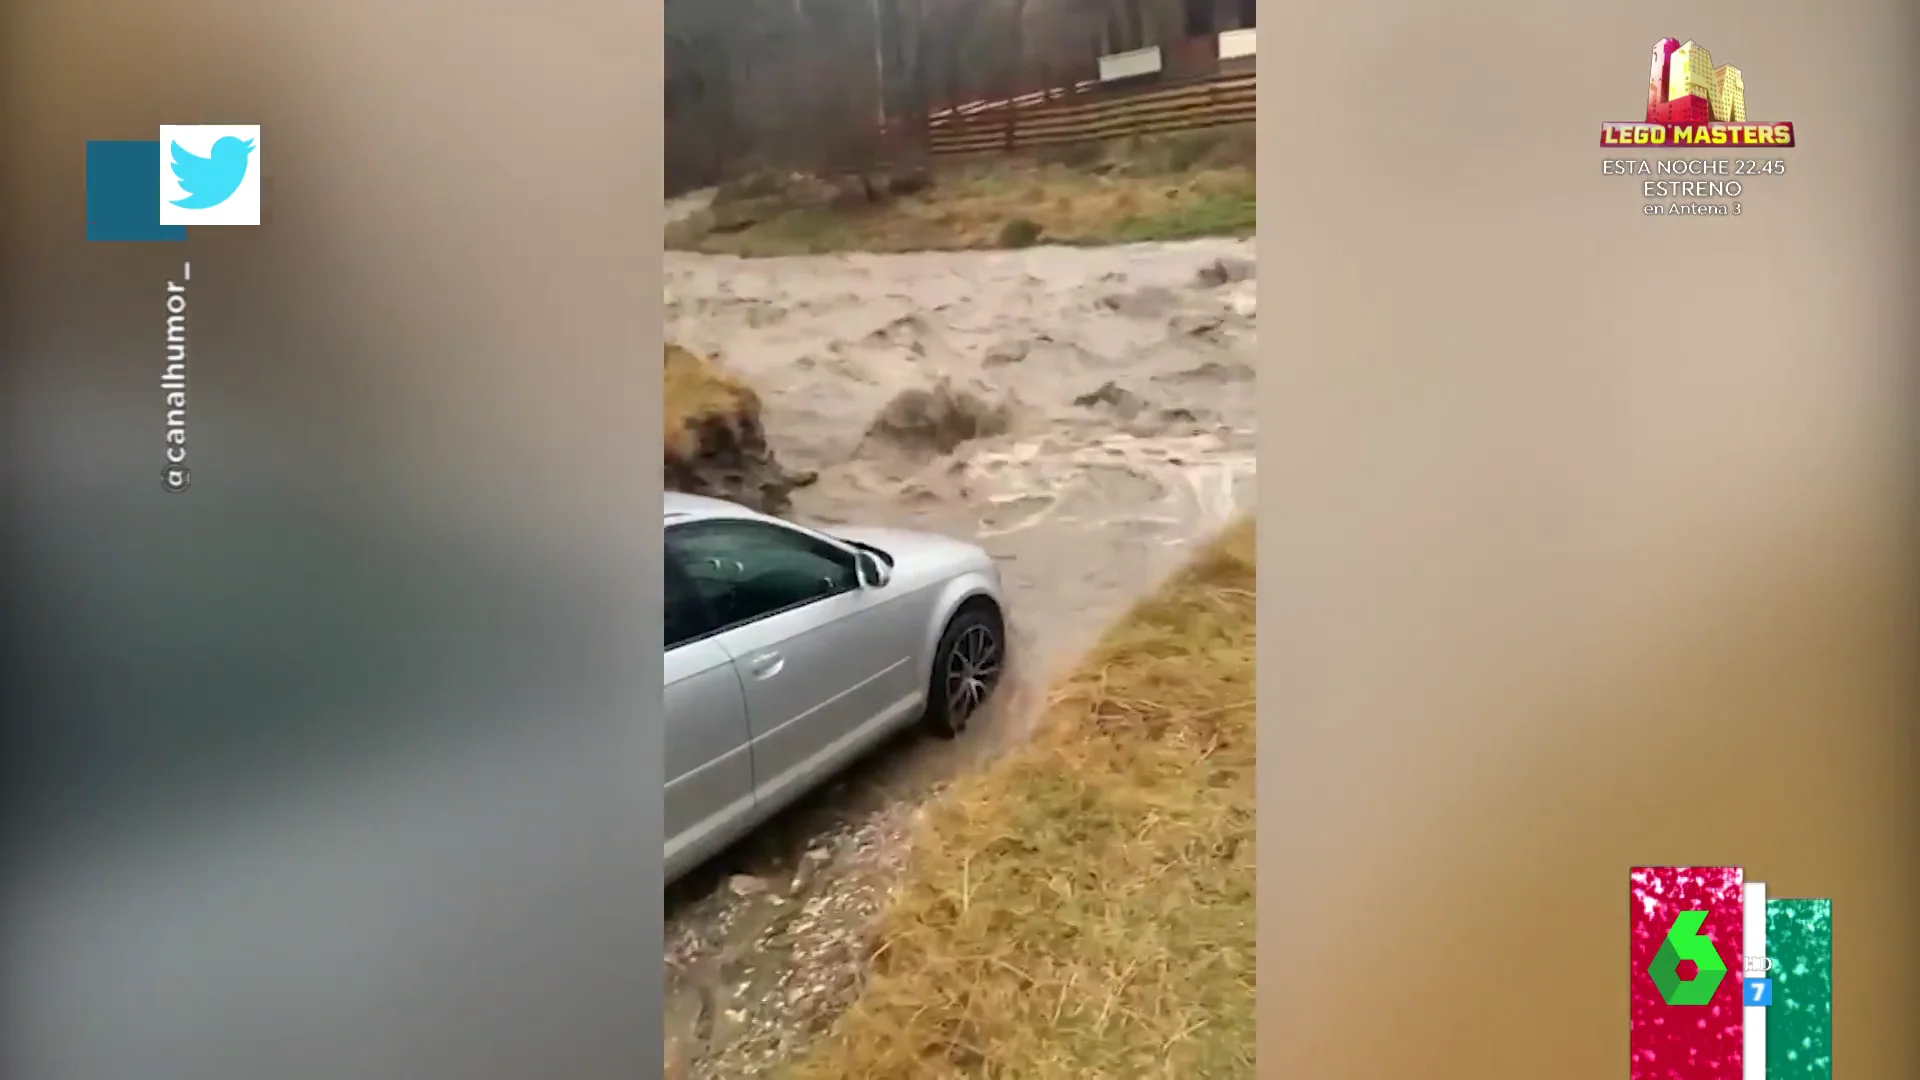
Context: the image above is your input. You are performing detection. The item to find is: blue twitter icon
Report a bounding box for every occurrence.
[170,136,253,209]
[158,124,262,226]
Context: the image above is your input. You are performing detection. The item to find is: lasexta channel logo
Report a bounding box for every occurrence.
[1647,909,1729,1005]
[1629,866,1836,1080]
[1629,866,1746,1080]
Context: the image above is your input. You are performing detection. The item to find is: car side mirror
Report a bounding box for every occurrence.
[856,552,892,589]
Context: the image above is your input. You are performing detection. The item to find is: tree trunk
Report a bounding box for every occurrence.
[1007,0,1029,93]
[870,0,887,125]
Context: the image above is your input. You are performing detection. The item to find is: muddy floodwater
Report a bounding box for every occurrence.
[662,238,1257,1077]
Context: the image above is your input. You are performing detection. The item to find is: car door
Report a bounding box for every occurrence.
[665,518,921,813]
[663,547,756,882]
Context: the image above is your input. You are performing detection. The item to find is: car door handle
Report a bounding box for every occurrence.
[746,651,785,679]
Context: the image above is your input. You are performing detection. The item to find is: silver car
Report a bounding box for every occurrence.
[664,491,1007,883]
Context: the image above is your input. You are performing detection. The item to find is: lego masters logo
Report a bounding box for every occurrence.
[1601,38,1795,149]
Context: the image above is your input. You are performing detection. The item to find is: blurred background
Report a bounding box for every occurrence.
[4,2,664,1078]
[1260,0,1918,1076]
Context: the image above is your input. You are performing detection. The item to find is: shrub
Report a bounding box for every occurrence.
[997,216,1043,248]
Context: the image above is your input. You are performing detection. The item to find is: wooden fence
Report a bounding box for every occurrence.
[918,68,1255,160]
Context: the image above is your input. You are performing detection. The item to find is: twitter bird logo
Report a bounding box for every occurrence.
[169,135,254,209]
[156,124,262,227]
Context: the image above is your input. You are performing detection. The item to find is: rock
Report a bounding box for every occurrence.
[1172,313,1227,338]
[1072,380,1145,419]
[1194,256,1255,288]
[1099,286,1179,319]
[983,341,1030,367]
[857,379,1014,461]
[727,874,770,898]
[1154,359,1256,384]
[790,849,832,892]
[862,313,931,348]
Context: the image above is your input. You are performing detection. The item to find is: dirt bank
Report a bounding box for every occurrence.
[662,237,1257,1077]
[663,343,814,514]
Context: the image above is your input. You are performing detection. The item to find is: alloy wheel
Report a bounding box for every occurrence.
[943,622,1000,722]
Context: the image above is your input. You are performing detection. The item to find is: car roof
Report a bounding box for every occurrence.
[662,491,776,525]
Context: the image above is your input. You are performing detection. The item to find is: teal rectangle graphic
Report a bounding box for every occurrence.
[1765,898,1831,1079]
[85,140,188,242]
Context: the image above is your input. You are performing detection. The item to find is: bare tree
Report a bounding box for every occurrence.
[665,0,1133,186]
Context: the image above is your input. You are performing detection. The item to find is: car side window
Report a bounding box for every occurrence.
[665,519,858,635]
[663,552,716,650]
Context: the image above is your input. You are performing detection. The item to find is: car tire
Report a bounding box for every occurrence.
[923,602,1005,739]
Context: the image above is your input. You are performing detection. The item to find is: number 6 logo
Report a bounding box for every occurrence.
[1648,910,1730,1005]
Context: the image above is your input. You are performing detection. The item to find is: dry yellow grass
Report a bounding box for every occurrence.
[787,519,1257,1079]
[886,163,1253,249]
[668,128,1256,257]
[663,343,758,457]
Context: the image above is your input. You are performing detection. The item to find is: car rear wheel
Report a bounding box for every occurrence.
[924,603,1004,739]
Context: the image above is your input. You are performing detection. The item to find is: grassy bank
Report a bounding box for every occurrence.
[668,126,1256,257]
[663,343,755,455]
[787,519,1257,1079]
